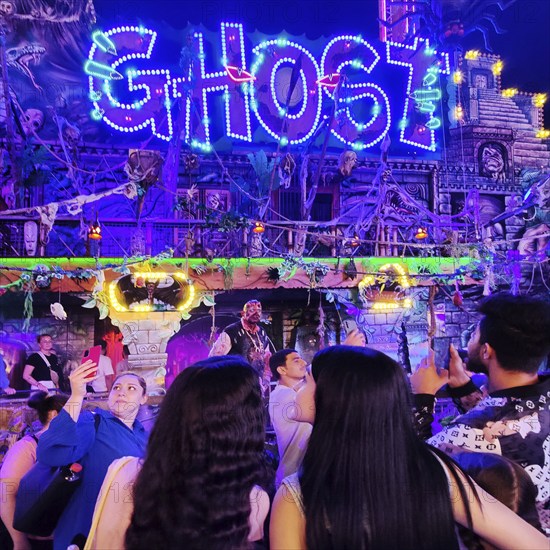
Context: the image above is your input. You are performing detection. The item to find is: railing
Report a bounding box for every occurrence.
[0,216,458,259]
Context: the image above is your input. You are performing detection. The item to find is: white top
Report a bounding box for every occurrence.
[90,355,114,392]
[269,384,312,488]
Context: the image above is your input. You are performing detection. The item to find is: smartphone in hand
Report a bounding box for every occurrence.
[342,318,358,334]
[431,337,451,370]
[81,345,101,378]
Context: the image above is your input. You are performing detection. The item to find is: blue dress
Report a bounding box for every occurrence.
[37,407,148,550]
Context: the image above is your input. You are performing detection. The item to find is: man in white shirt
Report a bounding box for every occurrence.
[90,342,115,393]
[268,349,312,488]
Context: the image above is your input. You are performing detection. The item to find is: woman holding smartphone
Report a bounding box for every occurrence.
[36,361,148,550]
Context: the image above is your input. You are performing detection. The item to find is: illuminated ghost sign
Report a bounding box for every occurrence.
[86,23,449,152]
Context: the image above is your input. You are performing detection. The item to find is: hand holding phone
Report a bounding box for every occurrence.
[431,337,451,371]
[342,319,367,346]
[81,345,101,379]
[410,348,449,395]
[447,343,472,388]
[342,319,358,334]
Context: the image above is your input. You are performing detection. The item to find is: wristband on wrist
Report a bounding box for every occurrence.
[447,379,479,398]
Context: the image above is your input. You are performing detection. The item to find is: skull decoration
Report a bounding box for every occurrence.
[0,1,14,17]
[62,120,81,150]
[34,265,52,289]
[21,108,45,137]
[50,302,67,320]
[123,183,138,200]
[184,154,199,172]
[338,150,357,177]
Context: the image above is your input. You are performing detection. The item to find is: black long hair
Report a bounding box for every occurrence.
[301,346,477,550]
[125,356,265,550]
[454,452,542,549]
[27,391,68,425]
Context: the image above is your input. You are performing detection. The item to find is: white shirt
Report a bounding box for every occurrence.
[90,355,114,392]
[269,384,312,488]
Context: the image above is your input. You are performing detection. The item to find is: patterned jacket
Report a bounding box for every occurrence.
[426,374,550,534]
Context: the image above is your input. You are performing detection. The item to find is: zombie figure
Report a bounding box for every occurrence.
[209,300,275,385]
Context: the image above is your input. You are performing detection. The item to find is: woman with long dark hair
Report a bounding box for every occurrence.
[270,346,548,550]
[87,356,268,550]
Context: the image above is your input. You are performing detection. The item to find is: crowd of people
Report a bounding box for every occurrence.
[1,338,117,397]
[0,292,549,549]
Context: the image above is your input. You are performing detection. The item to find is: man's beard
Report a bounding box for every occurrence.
[467,348,488,374]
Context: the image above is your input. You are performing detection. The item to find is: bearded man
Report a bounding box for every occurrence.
[209,300,275,384]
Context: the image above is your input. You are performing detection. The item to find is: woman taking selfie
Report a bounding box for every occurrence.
[37,361,148,550]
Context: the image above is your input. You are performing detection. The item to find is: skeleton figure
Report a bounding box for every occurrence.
[0,1,14,16]
[278,153,296,189]
[61,118,81,150]
[480,143,506,182]
[21,107,44,136]
[338,150,357,177]
[517,175,550,257]
[9,0,95,25]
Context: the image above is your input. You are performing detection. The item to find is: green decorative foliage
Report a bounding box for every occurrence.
[97,302,109,320]
[205,209,249,233]
[247,150,281,196]
[201,294,216,307]
[22,287,34,333]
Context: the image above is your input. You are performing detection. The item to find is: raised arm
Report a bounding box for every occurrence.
[409,350,449,439]
[63,360,98,421]
[37,361,99,466]
[447,344,484,413]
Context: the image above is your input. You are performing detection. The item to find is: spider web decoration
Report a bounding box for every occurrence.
[379,0,517,52]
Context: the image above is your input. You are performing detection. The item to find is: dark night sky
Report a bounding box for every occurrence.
[94,0,550,122]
